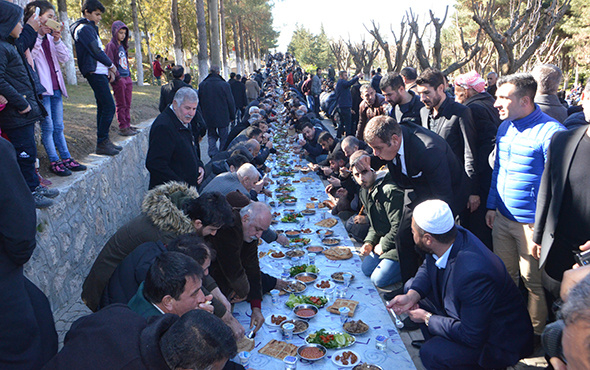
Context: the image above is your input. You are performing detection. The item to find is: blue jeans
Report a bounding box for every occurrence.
[86,73,115,144]
[361,252,401,287]
[41,90,70,162]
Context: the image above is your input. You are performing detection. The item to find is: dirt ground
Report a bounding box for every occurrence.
[37,83,161,177]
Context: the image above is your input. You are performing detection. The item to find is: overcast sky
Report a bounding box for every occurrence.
[271,0,457,52]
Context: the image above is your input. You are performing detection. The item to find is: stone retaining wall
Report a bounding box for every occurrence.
[24,119,153,314]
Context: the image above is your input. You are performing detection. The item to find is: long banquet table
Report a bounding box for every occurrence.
[231,150,416,369]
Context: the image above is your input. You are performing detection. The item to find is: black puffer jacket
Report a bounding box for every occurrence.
[0,1,44,130]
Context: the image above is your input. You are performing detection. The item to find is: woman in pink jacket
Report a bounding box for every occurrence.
[27,1,86,176]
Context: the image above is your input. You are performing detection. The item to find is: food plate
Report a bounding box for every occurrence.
[305,330,356,349]
[285,230,301,238]
[301,209,316,216]
[316,229,334,238]
[306,245,325,253]
[297,344,326,362]
[315,279,333,290]
[282,280,307,294]
[295,272,318,284]
[265,313,289,328]
[286,249,305,258]
[343,320,370,335]
[331,350,361,368]
[293,304,319,319]
[322,238,340,246]
[281,319,309,335]
[331,272,356,283]
[259,339,298,360]
[269,251,286,259]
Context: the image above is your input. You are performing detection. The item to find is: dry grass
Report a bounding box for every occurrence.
[38,83,160,176]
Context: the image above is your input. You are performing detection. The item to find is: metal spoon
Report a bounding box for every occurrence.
[386,301,404,329]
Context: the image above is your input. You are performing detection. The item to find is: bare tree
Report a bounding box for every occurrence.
[57,0,77,84]
[131,0,143,86]
[195,0,209,82]
[329,39,350,71]
[346,39,380,77]
[171,0,184,66]
[471,0,571,75]
[365,17,413,73]
[365,21,393,72]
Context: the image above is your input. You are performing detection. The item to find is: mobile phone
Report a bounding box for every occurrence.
[34,7,40,18]
[45,19,62,32]
[574,249,590,266]
[298,133,304,141]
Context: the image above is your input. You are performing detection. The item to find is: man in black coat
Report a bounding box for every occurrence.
[454,71,501,249]
[146,87,204,189]
[364,116,469,288]
[43,305,237,370]
[0,137,57,369]
[198,65,236,158]
[228,73,248,116]
[417,69,478,217]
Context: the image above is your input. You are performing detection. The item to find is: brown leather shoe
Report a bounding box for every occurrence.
[119,127,138,136]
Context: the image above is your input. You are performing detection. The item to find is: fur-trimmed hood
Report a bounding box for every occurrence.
[141,181,199,234]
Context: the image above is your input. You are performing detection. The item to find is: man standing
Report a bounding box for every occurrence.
[228,73,247,116]
[453,71,500,249]
[327,64,335,82]
[371,67,382,94]
[146,87,204,189]
[71,0,120,156]
[356,85,387,141]
[152,54,164,85]
[198,65,236,157]
[533,81,590,300]
[335,70,362,138]
[311,68,322,115]
[245,74,260,103]
[380,72,424,127]
[364,116,469,289]
[400,67,418,93]
[486,73,565,338]
[158,65,189,113]
[417,68,478,219]
[388,200,533,369]
[486,71,498,97]
[531,64,568,124]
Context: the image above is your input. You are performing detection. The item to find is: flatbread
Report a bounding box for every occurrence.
[258,339,298,360]
[306,203,316,209]
[315,217,338,228]
[237,336,255,352]
[300,176,314,182]
[327,299,359,317]
[323,247,353,260]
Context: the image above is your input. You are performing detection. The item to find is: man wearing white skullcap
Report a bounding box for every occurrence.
[387,199,534,369]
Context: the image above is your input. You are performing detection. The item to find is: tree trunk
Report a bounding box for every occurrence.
[219,0,229,78]
[57,0,77,85]
[195,0,209,82]
[237,15,245,73]
[208,0,221,67]
[130,0,143,86]
[171,0,184,66]
[232,23,242,74]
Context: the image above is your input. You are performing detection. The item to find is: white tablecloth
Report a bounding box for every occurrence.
[231,157,415,369]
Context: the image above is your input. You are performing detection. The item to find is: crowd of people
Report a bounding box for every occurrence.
[2,0,590,368]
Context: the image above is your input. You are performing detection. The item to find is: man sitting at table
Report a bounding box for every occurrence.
[202,163,262,200]
[388,199,533,369]
[295,121,327,164]
[44,306,236,370]
[325,151,360,221]
[351,151,404,288]
[205,201,273,334]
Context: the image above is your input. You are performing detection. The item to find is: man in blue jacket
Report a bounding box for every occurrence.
[389,200,533,369]
[335,70,363,138]
[485,73,565,339]
[71,0,120,156]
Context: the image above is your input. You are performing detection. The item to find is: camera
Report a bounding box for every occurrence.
[574,249,590,266]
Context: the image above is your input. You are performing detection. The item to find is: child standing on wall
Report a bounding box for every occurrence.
[106,20,137,137]
[26,1,87,176]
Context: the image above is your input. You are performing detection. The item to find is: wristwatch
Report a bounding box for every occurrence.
[424,312,433,327]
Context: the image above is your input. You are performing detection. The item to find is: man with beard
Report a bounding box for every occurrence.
[454,71,500,249]
[146,87,205,189]
[351,151,404,288]
[388,199,533,369]
[380,72,423,127]
[417,69,478,218]
[357,85,387,141]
